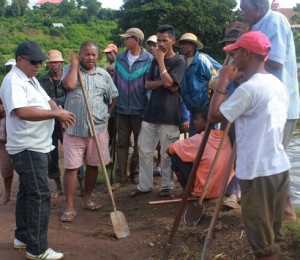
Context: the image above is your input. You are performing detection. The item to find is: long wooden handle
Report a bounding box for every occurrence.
[149,197,198,205]
[201,142,237,260]
[199,122,232,204]
[163,122,213,260]
[77,69,117,212]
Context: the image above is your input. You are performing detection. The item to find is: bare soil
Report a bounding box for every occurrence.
[1,175,299,260]
[0,148,299,260]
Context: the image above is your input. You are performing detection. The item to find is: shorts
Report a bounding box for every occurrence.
[240,171,289,257]
[63,130,110,169]
[0,141,14,179]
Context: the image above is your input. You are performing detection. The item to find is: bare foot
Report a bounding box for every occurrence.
[0,194,10,205]
[284,198,297,221]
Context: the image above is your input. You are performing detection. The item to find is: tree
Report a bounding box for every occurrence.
[58,0,76,16]
[0,0,7,17]
[11,0,21,17]
[119,0,238,61]
[84,0,101,17]
[17,0,29,15]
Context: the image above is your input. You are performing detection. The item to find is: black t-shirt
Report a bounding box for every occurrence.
[144,55,186,126]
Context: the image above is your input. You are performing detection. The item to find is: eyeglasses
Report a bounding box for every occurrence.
[21,56,43,65]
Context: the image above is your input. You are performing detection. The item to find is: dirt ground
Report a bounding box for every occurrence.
[0,152,299,259]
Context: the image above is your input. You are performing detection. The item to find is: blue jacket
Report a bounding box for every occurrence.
[113,49,153,116]
[182,51,221,112]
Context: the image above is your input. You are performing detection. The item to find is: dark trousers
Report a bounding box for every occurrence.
[48,128,62,179]
[115,114,142,183]
[11,150,50,255]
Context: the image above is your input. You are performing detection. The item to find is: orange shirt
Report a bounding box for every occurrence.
[169,130,234,199]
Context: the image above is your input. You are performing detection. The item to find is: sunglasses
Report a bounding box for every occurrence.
[21,56,43,65]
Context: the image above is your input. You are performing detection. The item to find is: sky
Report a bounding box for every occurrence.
[27,0,300,10]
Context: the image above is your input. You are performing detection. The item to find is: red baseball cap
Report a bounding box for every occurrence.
[103,44,118,54]
[223,31,271,60]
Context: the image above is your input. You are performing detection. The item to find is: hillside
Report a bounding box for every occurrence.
[0,13,118,79]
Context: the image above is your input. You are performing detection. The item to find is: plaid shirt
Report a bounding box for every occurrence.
[63,65,118,137]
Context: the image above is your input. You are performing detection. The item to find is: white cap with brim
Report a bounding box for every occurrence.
[5,59,16,66]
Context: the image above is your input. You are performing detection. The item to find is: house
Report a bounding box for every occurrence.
[35,0,63,7]
[52,23,64,28]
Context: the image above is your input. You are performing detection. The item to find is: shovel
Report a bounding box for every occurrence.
[201,143,237,260]
[162,122,213,260]
[78,69,130,239]
[183,122,232,225]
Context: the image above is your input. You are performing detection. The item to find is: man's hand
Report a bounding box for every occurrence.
[218,65,240,87]
[70,53,80,66]
[181,121,190,132]
[153,48,166,64]
[56,108,76,128]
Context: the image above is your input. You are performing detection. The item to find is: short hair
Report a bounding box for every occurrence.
[156,25,176,38]
[245,0,270,13]
[80,41,99,52]
[195,107,209,122]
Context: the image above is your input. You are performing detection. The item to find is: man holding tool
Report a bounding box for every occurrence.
[209,31,290,260]
[61,41,118,222]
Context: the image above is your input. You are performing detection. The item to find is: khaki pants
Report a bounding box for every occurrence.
[114,114,142,183]
[137,121,180,192]
[240,171,289,257]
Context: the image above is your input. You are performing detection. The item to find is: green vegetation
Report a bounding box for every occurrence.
[0,0,299,81]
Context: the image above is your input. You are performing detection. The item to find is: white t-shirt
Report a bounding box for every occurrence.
[127,51,139,71]
[220,73,290,180]
[0,66,54,155]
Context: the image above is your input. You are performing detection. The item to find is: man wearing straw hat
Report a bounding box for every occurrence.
[38,50,66,199]
[61,41,118,222]
[175,33,221,136]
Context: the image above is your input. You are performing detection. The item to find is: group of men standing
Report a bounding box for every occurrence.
[0,0,299,259]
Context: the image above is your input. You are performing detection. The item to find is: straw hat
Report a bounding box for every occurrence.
[46,50,64,63]
[174,33,204,50]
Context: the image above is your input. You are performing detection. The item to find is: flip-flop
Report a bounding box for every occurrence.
[51,191,64,199]
[129,188,151,197]
[221,198,239,211]
[60,210,77,222]
[82,201,103,211]
[158,189,172,197]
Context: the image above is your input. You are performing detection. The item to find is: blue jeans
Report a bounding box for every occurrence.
[11,150,50,255]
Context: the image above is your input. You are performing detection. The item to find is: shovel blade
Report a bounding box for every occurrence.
[110,210,130,239]
[183,204,204,225]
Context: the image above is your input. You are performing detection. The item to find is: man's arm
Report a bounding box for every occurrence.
[208,65,239,123]
[14,106,75,127]
[62,55,80,91]
[108,97,118,116]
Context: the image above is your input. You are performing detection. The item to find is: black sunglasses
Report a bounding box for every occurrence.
[21,56,43,65]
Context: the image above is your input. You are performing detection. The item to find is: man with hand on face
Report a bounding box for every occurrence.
[0,40,75,260]
[130,25,186,198]
[61,41,118,222]
[240,0,299,221]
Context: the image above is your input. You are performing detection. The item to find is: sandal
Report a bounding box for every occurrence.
[158,189,172,197]
[129,188,151,197]
[51,190,63,199]
[82,201,103,211]
[60,210,77,222]
[221,198,239,211]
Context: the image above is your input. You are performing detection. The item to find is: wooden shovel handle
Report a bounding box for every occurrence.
[199,121,232,204]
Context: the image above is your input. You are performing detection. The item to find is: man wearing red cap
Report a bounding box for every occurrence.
[240,0,299,222]
[209,31,290,259]
[102,44,118,77]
